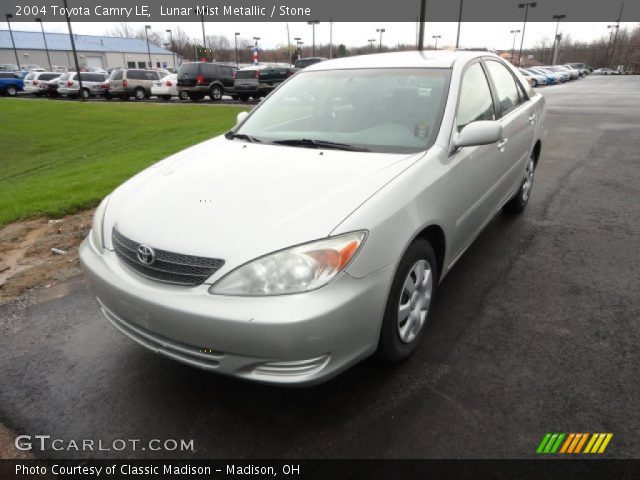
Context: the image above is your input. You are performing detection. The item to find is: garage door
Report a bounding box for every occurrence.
[85,56,104,69]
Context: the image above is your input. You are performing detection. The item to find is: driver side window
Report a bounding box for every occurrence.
[456,63,496,132]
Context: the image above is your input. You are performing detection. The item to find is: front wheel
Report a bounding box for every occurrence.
[81,88,90,100]
[134,88,146,101]
[6,85,17,97]
[178,91,189,100]
[504,153,536,214]
[209,85,223,101]
[376,239,438,362]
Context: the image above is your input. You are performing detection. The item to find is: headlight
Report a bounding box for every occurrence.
[209,231,367,296]
[90,195,110,253]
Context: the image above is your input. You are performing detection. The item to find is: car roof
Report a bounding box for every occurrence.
[304,50,500,72]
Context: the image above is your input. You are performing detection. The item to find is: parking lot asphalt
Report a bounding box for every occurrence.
[0,76,639,459]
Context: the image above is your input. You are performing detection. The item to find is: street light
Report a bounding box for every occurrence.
[307,21,320,56]
[432,35,441,51]
[510,29,521,63]
[517,2,536,67]
[368,39,376,53]
[234,32,240,67]
[604,24,619,67]
[144,25,152,68]
[376,28,385,53]
[165,29,176,71]
[35,19,52,71]
[551,14,566,65]
[5,14,20,69]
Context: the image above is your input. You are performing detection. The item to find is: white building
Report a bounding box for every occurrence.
[0,29,176,70]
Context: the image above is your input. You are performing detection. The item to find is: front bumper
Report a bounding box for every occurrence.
[79,237,394,386]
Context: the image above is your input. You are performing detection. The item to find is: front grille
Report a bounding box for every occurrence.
[112,229,224,286]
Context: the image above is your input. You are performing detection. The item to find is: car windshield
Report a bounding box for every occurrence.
[235,68,449,154]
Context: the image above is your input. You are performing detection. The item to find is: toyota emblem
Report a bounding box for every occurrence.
[137,245,155,265]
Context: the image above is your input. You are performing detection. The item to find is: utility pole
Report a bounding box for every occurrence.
[376,28,385,53]
[608,1,625,68]
[166,29,176,71]
[329,21,333,59]
[418,0,426,51]
[551,14,566,65]
[307,21,320,56]
[286,24,291,65]
[5,14,20,69]
[517,2,537,67]
[235,32,240,67]
[144,25,152,67]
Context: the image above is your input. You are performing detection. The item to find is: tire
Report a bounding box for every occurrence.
[532,79,538,87]
[503,151,536,214]
[178,91,189,101]
[6,85,17,97]
[81,88,90,100]
[134,88,146,101]
[376,239,438,362]
[160,95,172,101]
[209,85,223,101]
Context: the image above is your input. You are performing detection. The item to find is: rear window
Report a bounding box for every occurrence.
[0,72,15,78]
[236,70,257,79]
[39,73,60,81]
[127,70,144,80]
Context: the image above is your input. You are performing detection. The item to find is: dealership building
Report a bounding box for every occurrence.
[0,30,176,70]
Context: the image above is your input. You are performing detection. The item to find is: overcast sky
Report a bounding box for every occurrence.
[5,21,638,50]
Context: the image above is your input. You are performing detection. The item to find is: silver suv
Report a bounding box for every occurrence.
[108,69,164,101]
[56,72,109,99]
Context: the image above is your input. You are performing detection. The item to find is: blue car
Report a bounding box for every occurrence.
[0,71,24,96]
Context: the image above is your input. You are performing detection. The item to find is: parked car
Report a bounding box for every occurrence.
[177,62,237,101]
[23,64,45,72]
[151,73,188,100]
[0,71,24,96]
[86,66,108,75]
[51,65,69,73]
[0,63,19,72]
[23,72,62,95]
[39,77,63,97]
[526,68,558,85]
[566,63,591,75]
[80,50,546,386]
[233,64,294,100]
[543,66,571,81]
[293,57,327,69]
[108,69,164,100]
[534,67,566,83]
[519,68,547,86]
[57,72,109,98]
[593,68,618,75]
[554,65,580,80]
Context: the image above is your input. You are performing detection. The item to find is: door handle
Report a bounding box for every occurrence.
[528,113,536,124]
[497,138,509,150]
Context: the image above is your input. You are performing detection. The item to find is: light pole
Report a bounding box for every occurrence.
[62,0,83,100]
[329,21,333,59]
[510,29,521,64]
[551,14,566,65]
[144,25,152,68]
[307,21,320,56]
[456,0,464,48]
[608,2,624,68]
[376,28,385,53]
[604,24,619,67]
[234,32,240,67]
[368,39,376,53]
[199,10,206,58]
[432,35,441,50]
[35,19,52,71]
[165,29,176,71]
[5,14,20,69]
[517,2,537,67]
[418,0,426,51]
[294,37,302,60]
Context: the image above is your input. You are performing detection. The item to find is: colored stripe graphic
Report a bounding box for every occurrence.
[538,433,613,454]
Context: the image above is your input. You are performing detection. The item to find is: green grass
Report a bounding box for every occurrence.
[0,98,248,226]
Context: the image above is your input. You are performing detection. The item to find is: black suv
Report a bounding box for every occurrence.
[233,65,294,100]
[177,62,237,101]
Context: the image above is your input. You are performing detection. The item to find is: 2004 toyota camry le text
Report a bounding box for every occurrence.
[80,50,546,385]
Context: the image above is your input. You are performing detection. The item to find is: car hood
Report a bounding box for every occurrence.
[103,136,421,277]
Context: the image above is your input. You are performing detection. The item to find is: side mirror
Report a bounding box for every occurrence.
[453,121,502,150]
[236,111,249,125]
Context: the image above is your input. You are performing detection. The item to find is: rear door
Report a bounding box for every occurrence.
[483,59,536,205]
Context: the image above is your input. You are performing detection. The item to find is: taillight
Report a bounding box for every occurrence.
[165,80,172,87]
[100,83,109,88]
[67,81,73,87]
[33,80,39,85]
[196,75,205,84]
[122,79,128,87]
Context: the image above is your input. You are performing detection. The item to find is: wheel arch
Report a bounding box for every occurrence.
[412,224,446,281]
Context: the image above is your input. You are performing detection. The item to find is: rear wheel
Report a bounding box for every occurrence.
[376,239,438,362]
[178,91,189,100]
[209,85,223,101]
[81,88,90,100]
[504,152,536,214]
[134,88,146,101]
[6,85,17,97]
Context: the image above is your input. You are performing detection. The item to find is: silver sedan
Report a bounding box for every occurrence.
[80,50,546,385]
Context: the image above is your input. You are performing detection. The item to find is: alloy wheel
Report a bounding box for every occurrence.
[522,157,535,202]
[397,259,433,343]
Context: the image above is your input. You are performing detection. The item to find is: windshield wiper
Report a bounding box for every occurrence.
[272,138,370,152]
[225,131,262,143]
